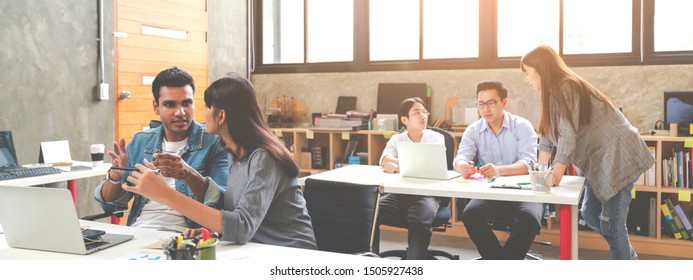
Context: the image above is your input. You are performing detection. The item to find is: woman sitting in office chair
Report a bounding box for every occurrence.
[378,97,445,259]
[121,74,317,250]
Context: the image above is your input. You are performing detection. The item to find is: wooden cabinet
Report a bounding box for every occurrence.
[273,129,692,258]
[272,128,406,176]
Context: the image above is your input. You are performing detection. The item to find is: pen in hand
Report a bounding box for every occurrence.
[110,166,138,171]
[110,166,161,174]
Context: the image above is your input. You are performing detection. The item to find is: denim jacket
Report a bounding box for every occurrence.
[94,121,228,228]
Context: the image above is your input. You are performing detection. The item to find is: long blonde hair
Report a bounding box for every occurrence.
[521,45,617,138]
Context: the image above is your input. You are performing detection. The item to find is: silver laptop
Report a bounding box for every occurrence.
[398,142,461,180]
[0,185,133,255]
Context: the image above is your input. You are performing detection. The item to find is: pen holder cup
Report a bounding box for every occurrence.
[529,170,552,193]
[164,239,218,260]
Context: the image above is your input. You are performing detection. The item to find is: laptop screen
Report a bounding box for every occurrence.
[0,131,19,168]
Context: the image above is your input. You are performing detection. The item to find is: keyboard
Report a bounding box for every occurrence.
[0,166,65,181]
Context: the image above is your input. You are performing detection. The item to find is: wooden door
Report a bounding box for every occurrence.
[115,0,208,143]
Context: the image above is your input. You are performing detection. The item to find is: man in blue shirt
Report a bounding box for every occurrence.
[453,80,542,260]
[94,67,228,233]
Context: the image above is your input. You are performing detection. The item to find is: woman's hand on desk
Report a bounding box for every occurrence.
[551,163,568,187]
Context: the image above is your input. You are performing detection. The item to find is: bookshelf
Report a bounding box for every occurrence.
[272,128,693,258]
[524,135,693,259]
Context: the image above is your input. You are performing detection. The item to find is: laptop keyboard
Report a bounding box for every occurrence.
[0,166,64,181]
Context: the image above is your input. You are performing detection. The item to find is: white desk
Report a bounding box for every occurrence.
[301,165,585,260]
[0,161,111,201]
[0,161,111,187]
[0,161,114,222]
[0,220,375,261]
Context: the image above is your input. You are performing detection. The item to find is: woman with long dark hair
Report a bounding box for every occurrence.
[123,74,317,250]
[521,45,654,259]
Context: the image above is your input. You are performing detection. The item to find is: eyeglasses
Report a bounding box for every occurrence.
[476,100,498,108]
[409,109,430,118]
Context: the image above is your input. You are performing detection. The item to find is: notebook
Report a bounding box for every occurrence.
[0,131,63,180]
[0,185,133,255]
[397,142,461,180]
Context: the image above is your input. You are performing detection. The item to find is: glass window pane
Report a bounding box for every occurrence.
[655,0,693,52]
[423,0,479,59]
[262,0,304,64]
[497,0,559,57]
[563,0,631,54]
[306,0,353,63]
[370,0,419,61]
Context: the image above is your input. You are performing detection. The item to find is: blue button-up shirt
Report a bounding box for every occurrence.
[453,111,537,170]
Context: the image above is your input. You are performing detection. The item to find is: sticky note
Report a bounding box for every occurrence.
[383,132,392,139]
[306,130,314,139]
[631,187,636,199]
[274,130,283,137]
[341,132,350,140]
[685,138,693,148]
[456,179,474,184]
[679,190,691,202]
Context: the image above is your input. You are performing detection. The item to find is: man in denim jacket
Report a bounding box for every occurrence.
[94,67,228,232]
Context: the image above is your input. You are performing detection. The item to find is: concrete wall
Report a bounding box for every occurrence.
[252,65,693,133]
[208,0,247,81]
[0,0,115,218]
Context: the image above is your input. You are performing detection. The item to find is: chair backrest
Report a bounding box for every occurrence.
[426,127,456,209]
[428,127,455,171]
[303,178,382,254]
[149,120,162,128]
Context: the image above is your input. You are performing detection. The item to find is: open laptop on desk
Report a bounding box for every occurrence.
[0,185,133,255]
[0,131,64,181]
[397,142,460,180]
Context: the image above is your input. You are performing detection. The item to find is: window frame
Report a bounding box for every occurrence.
[642,0,693,65]
[252,0,688,75]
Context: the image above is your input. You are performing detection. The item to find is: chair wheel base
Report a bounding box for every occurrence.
[379,249,459,260]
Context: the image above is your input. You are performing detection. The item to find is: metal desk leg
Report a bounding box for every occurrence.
[67,180,76,205]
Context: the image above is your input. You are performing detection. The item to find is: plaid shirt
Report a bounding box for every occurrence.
[539,82,655,203]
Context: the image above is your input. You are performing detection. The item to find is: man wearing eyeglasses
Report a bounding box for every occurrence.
[378,97,444,260]
[453,80,542,260]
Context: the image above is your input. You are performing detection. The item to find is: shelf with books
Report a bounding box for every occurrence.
[632,135,693,258]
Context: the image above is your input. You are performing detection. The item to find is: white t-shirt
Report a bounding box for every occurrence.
[131,137,188,233]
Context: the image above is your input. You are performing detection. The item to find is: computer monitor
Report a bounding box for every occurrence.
[663,91,693,136]
[376,83,430,115]
[0,131,18,168]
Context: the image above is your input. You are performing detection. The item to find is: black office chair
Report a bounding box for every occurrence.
[378,127,459,260]
[149,120,162,128]
[303,178,383,256]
